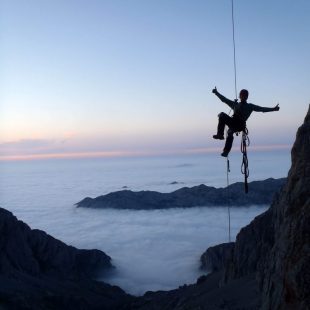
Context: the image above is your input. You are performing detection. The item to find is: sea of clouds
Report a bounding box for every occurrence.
[36,205,267,295]
[0,153,287,295]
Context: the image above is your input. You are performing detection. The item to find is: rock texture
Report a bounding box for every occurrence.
[200,242,234,272]
[223,105,310,309]
[130,272,261,310]
[0,208,111,278]
[77,178,286,210]
[0,207,133,309]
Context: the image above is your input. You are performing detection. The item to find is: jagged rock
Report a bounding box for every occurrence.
[76,178,286,210]
[223,105,310,309]
[200,243,234,272]
[0,208,112,278]
[130,272,261,310]
[223,207,275,281]
[0,207,133,309]
[260,105,310,309]
[222,106,310,306]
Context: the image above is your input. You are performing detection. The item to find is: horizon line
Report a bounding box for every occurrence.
[0,144,292,162]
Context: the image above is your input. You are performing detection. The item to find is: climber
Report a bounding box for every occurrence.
[212,87,280,157]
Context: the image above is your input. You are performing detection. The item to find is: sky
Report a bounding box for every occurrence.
[0,0,309,160]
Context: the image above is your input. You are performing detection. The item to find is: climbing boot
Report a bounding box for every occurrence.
[221,150,229,157]
[213,134,224,140]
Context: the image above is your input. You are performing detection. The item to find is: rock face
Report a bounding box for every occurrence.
[261,107,310,309]
[77,178,286,210]
[224,105,310,309]
[0,208,111,279]
[200,242,234,272]
[0,207,133,309]
[130,272,261,310]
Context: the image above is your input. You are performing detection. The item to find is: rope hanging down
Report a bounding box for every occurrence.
[231,0,238,100]
[226,156,231,242]
[241,129,250,193]
[226,0,237,243]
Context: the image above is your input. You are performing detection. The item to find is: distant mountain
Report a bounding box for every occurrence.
[76,178,286,210]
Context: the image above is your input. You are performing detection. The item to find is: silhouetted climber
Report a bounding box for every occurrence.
[212,87,280,157]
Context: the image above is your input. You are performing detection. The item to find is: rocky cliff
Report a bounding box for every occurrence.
[77,178,286,210]
[200,242,234,272]
[0,208,112,279]
[261,106,310,309]
[223,105,310,309]
[0,207,133,309]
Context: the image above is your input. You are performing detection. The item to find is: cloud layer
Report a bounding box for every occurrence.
[11,205,267,296]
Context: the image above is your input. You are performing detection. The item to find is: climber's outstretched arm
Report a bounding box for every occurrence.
[212,87,236,110]
[251,103,280,113]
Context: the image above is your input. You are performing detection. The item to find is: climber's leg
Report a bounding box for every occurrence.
[213,113,234,140]
[221,129,234,157]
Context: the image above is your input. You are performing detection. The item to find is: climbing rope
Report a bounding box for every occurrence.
[241,128,250,193]
[225,0,238,243]
[226,156,231,242]
[231,0,238,100]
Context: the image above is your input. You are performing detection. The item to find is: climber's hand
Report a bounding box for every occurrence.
[212,87,217,94]
[274,104,280,111]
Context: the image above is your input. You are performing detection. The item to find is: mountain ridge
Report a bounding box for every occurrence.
[77,177,286,210]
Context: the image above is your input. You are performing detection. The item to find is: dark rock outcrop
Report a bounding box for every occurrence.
[0,208,111,279]
[223,105,310,309]
[130,272,261,310]
[259,106,310,309]
[0,208,133,309]
[200,242,234,272]
[77,178,286,210]
[169,181,184,185]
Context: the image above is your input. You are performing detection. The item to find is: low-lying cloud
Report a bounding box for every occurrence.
[16,205,267,296]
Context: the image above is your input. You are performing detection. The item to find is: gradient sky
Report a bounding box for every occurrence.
[1,0,309,159]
